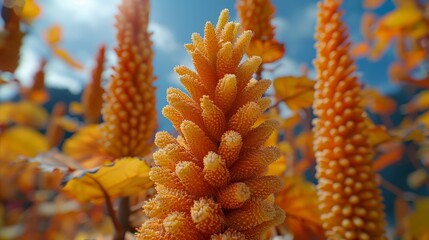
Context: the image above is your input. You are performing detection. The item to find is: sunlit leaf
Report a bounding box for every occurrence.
[63,157,153,203]
[273,76,315,111]
[275,176,324,239]
[63,125,114,169]
[247,39,285,64]
[403,91,429,113]
[0,126,49,162]
[52,47,83,70]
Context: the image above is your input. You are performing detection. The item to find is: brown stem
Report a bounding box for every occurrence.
[87,176,122,235]
[113,197,131,239]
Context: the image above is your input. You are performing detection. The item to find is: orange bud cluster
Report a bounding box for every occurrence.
[81,44,106,124]
[137,9,284,240]
[100,0,157,158]
[313,0,387,239]
[236,0,284,63]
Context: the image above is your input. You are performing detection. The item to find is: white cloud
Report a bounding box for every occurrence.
[167,54,193,85]
[149,22,180,52]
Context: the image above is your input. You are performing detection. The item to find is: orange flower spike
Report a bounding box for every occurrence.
[313,1,387,239]
[46,101,66,147]
[21,59,49,104]
[138,9,284,240]
[236,0,285,63]
[100,0,157,158]
[81,44,106,124]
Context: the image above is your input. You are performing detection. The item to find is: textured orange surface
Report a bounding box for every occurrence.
[137,9,284,240]
[313,0,387,239]
[236,0,284,63]
[99,0,157,158]
[81,45,106,124]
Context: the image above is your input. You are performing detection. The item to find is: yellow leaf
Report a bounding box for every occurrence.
[403,91,429,113]
[267,142,291,176]
[0,101,48,128]
[20,0,41,23]
[275,176,324,239]
[247,39,285,64]
[281,113,300,131]
[52,47,83,70]
[56,117,80,132]
[406,198,429,238]
[417,111,429,128]
[69,101,84,115]
[407,168,428,189]
[0,126,49,162]
[63,157,153,203]
[379,4,423,30]
[63,125,114,169]
[367,123,391,147]
[45,25,62,46]
[273,76,315,111]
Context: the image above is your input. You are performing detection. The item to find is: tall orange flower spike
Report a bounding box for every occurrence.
[46,101,66,147]
[137,9,285,240]
[81,44,106,124]
[21,59,49,104]
[99,0,157,158]
[236,0,285,64]
[313,0,387,239]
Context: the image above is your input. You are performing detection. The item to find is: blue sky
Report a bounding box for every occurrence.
[2,0,398,130]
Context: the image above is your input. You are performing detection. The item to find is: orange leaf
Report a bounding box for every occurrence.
[403,91,429,113]
[363,0,386,9]
[45,25,62,46]
[247,39,285,64]
[362,88,397,115]
[63,125,113,169]
[0,126,49,163]
[350,42,369,57]
[275,176,324,239]
[52,47,83,70]
[361,12,376,40]
[273,76,315,111]
[63,157,153,203]
[373,143,404,171]
[404,49,426,70]
[20,0,41,23]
